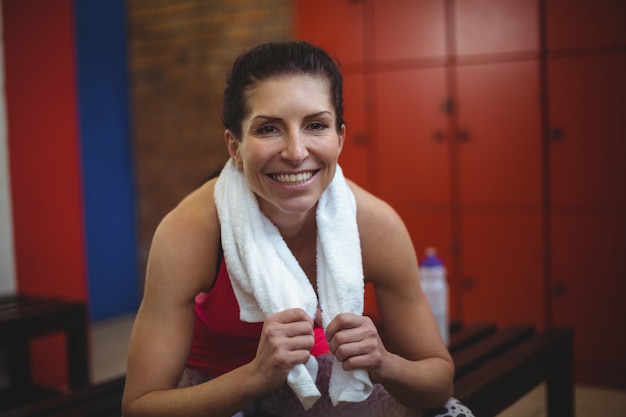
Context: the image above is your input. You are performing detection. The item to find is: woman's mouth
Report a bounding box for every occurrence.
[270,170,316,185]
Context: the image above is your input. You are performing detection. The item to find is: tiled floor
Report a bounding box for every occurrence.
[92,314,626,416]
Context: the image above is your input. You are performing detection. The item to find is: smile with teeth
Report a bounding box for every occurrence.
[271,171,315,185]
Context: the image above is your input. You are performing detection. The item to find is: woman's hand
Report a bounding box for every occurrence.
[325,313,388,382]
[250,308,315,392]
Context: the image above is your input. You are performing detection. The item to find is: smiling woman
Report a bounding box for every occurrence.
[122,41,474,417]
[227,75,343,219]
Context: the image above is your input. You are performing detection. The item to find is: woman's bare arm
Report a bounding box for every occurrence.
[331,182,454,409]
[122,181,264,416]
[122,180,316,417]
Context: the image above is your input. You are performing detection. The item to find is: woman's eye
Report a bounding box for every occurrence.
[257,125,278,134]
[309,121,328,131]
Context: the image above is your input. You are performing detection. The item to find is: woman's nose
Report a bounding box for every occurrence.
[281,133,308,164]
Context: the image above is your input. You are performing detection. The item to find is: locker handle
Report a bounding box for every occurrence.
[352,133,367,146]
[433,130,445,143]
[551,127,564,141]
[554,282,568,296]
[461,277,475,290]
[457,130,471,142]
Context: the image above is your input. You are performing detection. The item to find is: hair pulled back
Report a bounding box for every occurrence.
[222,40,344,140]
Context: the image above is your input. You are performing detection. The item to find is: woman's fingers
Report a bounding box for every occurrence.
[326,313,385,371]
[255,309,315,370]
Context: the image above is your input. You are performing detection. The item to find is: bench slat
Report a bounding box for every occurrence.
[453,325,535,379]
[448,322,497,354]
[454,327,574,417]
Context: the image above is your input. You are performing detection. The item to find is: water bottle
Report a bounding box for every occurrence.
[419,247,449,345]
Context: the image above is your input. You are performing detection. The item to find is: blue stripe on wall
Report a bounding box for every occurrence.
[75,0,139,320]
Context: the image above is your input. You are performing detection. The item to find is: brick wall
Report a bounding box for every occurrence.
[127,0,293,277]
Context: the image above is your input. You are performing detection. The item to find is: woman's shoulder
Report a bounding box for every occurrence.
[347,179,406,233]
[346,179,417,284]
[159,178,219,239]
[148,178,221,292]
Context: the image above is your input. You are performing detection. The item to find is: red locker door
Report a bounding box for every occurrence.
[455,60,543,206]
[372,0,446,62]
[374,67,449,204]
[341,72,370,190]
[549,53,626,208]
[454,61,544,326]
[454,0,540,56]
[546,0,626,51]
[460,213,545,328]
[295,0,366,67]
[551,214,626,387]
[549,52,626,388]
[373,67,455,319]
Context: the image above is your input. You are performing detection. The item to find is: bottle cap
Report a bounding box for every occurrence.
[420,247,444,267]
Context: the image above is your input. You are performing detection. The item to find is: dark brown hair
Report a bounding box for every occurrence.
[222,40,344,140]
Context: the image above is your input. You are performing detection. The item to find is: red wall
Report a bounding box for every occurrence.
[3,0,88,388]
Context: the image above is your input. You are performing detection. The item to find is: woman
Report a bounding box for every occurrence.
[122,41,473,417]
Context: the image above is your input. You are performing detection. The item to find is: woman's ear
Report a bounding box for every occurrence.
[225,130,242,168]
[337,124,346,156]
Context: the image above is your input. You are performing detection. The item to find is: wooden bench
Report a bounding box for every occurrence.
[0,294,89,411]
[0,322,573,417]
[0,377,125,417]
[449,323,574,417]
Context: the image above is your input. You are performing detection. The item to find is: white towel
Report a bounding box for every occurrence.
[214,158,373,409]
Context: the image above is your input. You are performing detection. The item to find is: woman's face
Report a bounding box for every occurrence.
[226,74,345,220]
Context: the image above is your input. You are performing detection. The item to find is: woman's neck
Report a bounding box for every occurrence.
[266,207,318,280]
[273,210,317,243]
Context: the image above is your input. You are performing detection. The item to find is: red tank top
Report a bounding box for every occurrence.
[186,257,330,376]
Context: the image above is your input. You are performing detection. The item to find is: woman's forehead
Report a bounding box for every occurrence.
[245,75,333,115]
